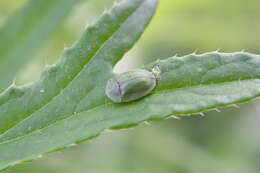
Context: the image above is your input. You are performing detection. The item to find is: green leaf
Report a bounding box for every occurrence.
[0,0,158,171]
[1,0,260,170]
[0,0,82,92]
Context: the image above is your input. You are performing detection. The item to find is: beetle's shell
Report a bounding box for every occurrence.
[105,69,156,103]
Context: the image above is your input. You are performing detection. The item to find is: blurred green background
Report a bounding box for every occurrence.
[1,0,260,172]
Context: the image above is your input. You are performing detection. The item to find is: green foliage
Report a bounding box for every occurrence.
[0,0,260,171]
[0,0,81,91]
[0,0,158,170]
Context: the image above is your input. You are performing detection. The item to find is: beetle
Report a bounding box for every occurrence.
[105,69,157,103]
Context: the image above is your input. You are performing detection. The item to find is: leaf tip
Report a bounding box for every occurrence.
[67,143,77,147]
[168,115,181,120]
[240,49,246,53]
[215,108,221,112]
[232,104,240,108]
[112,0,120,8]
[216,48,222,53]
[199,112,205,117]
[143,121,151,125]
[104,128,112,133]
[36,154,43,159]
[191,48,198,56]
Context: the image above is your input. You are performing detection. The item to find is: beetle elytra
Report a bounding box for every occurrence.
[105,69,157,103]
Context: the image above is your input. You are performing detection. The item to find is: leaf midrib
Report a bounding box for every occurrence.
[1,78,259,145]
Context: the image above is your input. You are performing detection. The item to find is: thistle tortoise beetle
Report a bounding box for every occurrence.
[105,68,159,103]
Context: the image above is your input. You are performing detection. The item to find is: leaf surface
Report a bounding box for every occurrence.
[0,0,158,170]
[1,0,260,171]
